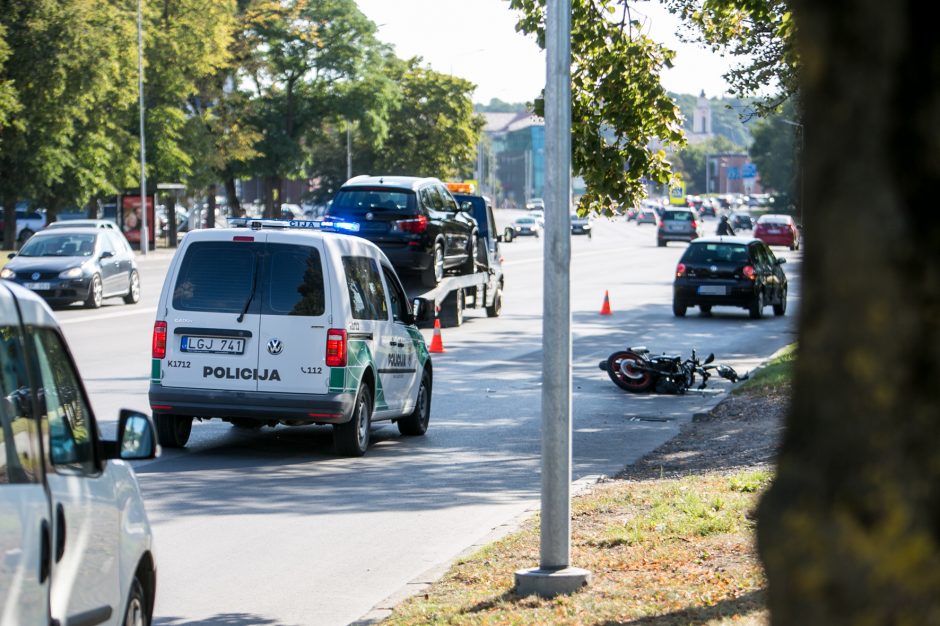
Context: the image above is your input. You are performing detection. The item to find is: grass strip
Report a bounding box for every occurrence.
[733,343,796,395]
[384,470,771,626]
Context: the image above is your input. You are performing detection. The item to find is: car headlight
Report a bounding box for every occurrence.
[59,267,84,279]
[0,268,14,279]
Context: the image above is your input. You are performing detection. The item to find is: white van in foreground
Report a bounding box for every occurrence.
[148,219,433,456]
[0,282,159,626]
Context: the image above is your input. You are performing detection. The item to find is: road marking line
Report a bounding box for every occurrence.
[59,306,157,325]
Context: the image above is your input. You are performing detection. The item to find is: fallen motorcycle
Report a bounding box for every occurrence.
[598,346,747,394]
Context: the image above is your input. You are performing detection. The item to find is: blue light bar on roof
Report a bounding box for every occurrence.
[226,217,360,233]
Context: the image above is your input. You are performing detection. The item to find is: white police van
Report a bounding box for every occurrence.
[148,219,433,456]
[0,281,159,626]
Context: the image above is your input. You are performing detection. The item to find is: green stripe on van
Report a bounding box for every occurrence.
[151,359,161,382]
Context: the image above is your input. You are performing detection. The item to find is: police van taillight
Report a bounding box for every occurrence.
[325,329,347,367]
[153,321,168,359]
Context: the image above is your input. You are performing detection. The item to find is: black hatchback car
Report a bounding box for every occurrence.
[672,236,787,319]
[326,176,479,287]
[1,227,141,308]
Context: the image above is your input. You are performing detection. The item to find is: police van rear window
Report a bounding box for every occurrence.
[173,242,257,313]
[173,242,326,316]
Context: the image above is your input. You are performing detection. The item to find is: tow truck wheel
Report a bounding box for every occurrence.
[155,414,192,448]
[397,370,431,436]
[440,289,464,328]
[334,385,372,456]
[486,286,503,317]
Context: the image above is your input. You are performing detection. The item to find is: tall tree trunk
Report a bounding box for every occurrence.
[167,195,178,248]
[206,183,216,229]
[263,176,276,219]
[225,178,241,216]
[2,199,16,250]
[757,2,940,623]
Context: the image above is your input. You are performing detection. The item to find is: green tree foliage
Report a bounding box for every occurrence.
[0,0,129,245]
[663,0,797,113]
[0,26,18,129]
[509,0,685,215]
[671,135,742,194]
[242,0,382,216]
[362,58,483,180]
[747,100,798,196]
[140,0,236,188]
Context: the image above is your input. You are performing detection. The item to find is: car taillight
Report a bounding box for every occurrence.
[691,219,698,229]
[325,329,347,367]
[742,265,757,280]
[393,215,428,234]
[152,321,167,359]
[676,263,686,277]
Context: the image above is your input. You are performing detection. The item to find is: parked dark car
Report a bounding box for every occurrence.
[326,176,479,287]
[0,227,141,308]
[672,236,787,319]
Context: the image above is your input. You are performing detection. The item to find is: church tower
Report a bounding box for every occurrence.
[693,90,712,135]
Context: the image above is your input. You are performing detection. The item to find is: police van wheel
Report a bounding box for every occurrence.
[335,385,372,456]
[485,287,503,318]
[397,370,431,436]
[155,414,192,448]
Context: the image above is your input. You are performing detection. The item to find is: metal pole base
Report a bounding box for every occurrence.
[514,566,591,598]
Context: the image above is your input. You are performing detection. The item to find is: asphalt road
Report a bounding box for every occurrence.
[54,214,801,626]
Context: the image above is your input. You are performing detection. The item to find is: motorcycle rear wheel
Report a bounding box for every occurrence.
[606,351,655,392]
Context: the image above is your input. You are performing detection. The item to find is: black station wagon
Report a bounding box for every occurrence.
[672,236,788,319]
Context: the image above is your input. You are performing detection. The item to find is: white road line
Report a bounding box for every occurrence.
[59,306,157,325]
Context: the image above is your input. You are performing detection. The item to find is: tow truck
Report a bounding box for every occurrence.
[404,183,505,328]
[230,187,505,330]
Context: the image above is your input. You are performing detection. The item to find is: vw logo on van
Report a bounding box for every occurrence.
[267,338,283,355]
[32,272,40,280]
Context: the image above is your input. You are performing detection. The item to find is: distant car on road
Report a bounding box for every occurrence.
[657,208,702,246]
[510,215,542,238]
[0,207,47,245]
[636,208,658,225]
[570,213,592,237]
[1,227,141,308]
[673,236,788,319]
[526,198,545,211]
[754,214,800,250]
[729,212,753,231]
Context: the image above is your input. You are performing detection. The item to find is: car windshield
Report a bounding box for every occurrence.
[683,243,750,264]
[329,188,417,215]
[516,218,535,224]
[18,233,97,257]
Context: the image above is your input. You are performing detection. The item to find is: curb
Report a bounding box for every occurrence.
[349,473,606,626]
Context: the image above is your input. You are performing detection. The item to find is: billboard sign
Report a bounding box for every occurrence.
[120,193,156,249]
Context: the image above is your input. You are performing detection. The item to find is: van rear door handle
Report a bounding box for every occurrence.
[54,503,66,562]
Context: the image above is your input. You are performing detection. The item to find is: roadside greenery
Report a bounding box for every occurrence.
[384,470,771,625]
[735,343,797,395]
[0,0,485,242]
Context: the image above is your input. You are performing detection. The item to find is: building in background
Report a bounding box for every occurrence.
[706,153,763,195]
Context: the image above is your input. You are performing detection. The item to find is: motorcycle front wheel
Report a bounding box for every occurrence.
[606,351,655,392]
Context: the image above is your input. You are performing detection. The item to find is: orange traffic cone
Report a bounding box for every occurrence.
[600,290,612,315]
[428,319,446,353]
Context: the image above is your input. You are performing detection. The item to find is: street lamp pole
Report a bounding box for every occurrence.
[137,0,149,255]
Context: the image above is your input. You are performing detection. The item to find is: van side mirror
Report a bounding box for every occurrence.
[101,410,159,461]
[7,252,15,259]
[411,297,433,324]
[100,250,114,259]
[775,258,786,265]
